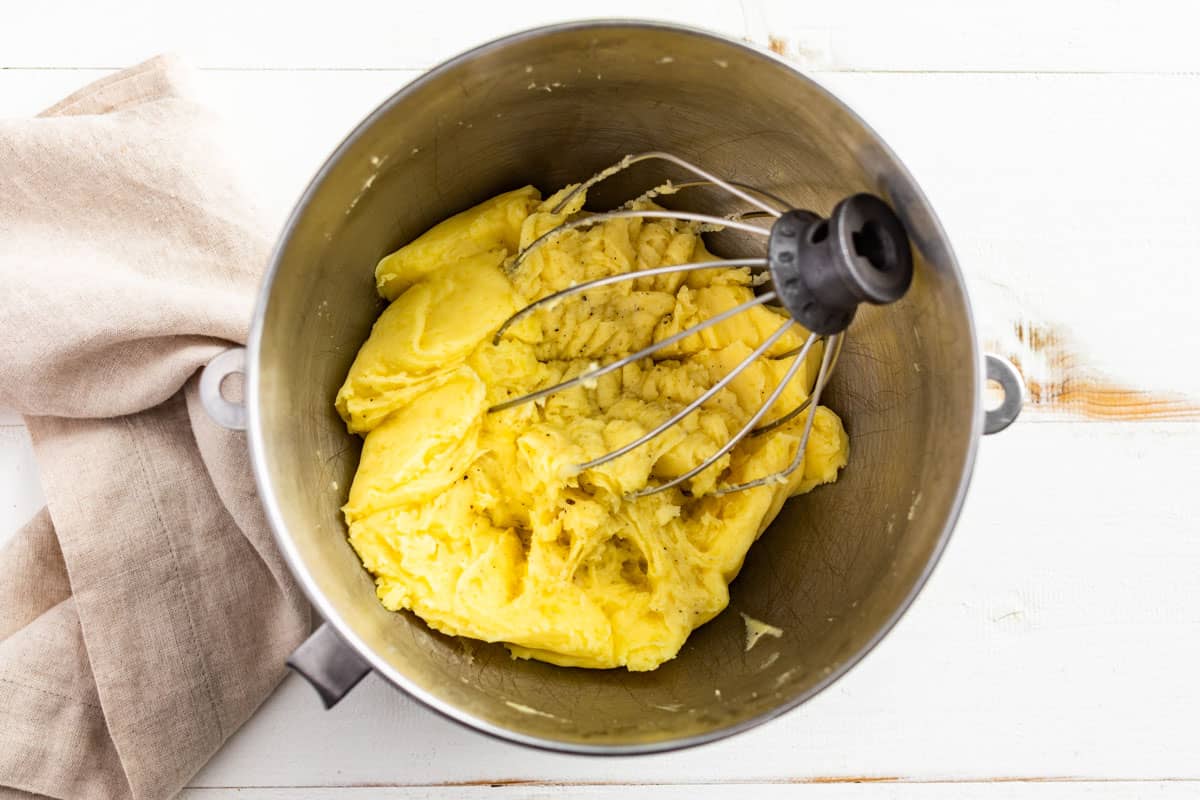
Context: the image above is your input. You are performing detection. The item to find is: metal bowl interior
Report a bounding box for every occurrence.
[247,21,980,752]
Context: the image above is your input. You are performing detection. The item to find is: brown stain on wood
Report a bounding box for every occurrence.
[345,776,1192,788]
[996,319,1199,421]
[436,777,904,787]
[415,779,542,788]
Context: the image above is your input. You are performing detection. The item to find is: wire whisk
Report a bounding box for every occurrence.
[489,152,913,498]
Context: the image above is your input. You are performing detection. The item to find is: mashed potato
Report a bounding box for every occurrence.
[335,184,849,671]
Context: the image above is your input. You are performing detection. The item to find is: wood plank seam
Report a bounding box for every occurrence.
[187,777,1200,788]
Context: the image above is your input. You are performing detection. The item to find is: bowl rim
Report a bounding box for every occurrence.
[245,17,983,755]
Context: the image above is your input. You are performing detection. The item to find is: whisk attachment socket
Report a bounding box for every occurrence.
[767,194,913,335]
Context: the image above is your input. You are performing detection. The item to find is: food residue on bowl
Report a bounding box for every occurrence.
[740,612,783,652]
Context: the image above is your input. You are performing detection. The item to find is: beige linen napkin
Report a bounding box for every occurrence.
[0,57,311,799]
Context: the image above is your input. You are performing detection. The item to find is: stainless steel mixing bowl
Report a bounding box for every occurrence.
[200,20,1023,753]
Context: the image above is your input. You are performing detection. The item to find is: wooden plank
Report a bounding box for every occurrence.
[4,0,1200,72]
[815,72,1200,420]
[747,0,1200,73]
[189,421,1200,787]
[179,782,1200,799]
[0,0,745,70]
[3,67,1196,421]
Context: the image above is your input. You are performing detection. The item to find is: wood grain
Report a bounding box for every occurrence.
[187,422,1200,788]
[179,782,1200,799]
[816,72,1200,416]
[5,0,1200,72]
[0,0,745,70]
[2,68,1196,421]
[748,0,1200,73]
[999,319,1199,421]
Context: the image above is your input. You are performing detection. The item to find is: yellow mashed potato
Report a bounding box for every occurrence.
[335,184,849,671]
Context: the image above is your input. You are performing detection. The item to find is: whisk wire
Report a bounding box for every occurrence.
[509,210,769,274]
[576,320,802,472]
[715,332,837,495]
[751,332,844,437]
[550,151,784,218]
[488,291,778,413]
[492,258,766,345]
[630,328,817,499]
[624,179,792,214]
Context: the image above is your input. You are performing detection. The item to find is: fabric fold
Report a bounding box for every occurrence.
[0,55,311,800]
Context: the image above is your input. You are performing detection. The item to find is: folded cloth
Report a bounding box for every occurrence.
[0,56,311,799]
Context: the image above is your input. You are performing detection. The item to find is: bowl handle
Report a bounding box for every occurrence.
[199,346,247,430]
[287,623,372,708]
[984,354,1025,435]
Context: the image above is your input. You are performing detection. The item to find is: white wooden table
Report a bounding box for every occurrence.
[3,2,1199,797]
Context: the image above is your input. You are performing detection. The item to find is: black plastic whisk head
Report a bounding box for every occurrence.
[767,194,914,335]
